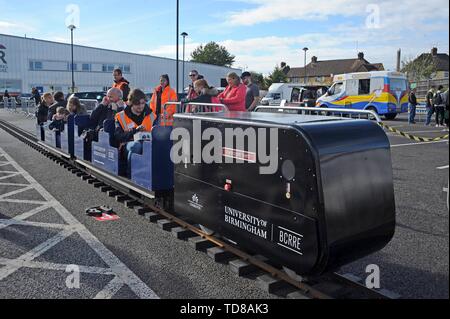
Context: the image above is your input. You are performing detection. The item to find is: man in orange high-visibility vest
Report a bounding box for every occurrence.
[112,68,130,102]
[150,74,178,127]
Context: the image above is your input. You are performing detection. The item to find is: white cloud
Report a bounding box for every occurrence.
[0,21,35,33]
[225,0,449,29]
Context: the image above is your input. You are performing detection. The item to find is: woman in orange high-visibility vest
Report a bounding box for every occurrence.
[115,89,155,178]
[150,74,178,127]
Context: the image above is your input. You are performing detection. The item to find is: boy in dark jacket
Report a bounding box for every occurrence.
[48,91,67,121]
[49,107,70,131]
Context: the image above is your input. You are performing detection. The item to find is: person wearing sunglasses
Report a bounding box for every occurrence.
[115,89,156,177]
[187,70,200,100]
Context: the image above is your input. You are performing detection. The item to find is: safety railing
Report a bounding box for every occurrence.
[412,104,428,123]
[163,102,229,114]
[255,104,382,123]
[3,97,17,112]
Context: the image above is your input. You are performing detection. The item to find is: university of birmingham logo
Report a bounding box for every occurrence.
[0,44,6,64]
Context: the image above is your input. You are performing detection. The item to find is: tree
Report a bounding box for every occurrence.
[249,72,267,90]
[191,42,235,67]
[264,64,288,88]
[401,54,437,81]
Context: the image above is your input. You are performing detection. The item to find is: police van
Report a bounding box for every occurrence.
[316,71,409,120]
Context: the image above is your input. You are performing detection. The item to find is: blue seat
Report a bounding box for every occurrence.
[43,125,61,149]
[36,124,45,142]
[91,120,123,176]
[130,126,174,191]
[61,115,75,155]
[74,115,93,161]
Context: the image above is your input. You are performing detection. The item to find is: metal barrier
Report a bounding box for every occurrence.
[413,104,428,123]
[255,105,382,123]
[163,102,229,114]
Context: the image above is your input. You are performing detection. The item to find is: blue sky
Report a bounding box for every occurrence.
[1,0,449,74]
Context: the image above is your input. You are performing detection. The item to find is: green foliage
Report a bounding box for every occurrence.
[264,65,288,88]
[249,72,267,90]
[401,54,438,81]
[191,42,235,67]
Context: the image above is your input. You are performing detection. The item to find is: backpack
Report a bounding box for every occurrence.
[434,92,443,106]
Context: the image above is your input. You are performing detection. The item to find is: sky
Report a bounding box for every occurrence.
[0,0,449,74]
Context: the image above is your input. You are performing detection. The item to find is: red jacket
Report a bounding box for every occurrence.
[218,84,247,111]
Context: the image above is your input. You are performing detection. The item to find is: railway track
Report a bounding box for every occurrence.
[0,119,399,300]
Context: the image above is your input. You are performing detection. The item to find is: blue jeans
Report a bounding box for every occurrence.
[126,141,143,178]
[426,107,434,125]
[408,103,416,123]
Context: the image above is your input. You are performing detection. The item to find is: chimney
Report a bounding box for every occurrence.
[311,56,318,63]
[357,52,364,60]
[280,62,287,68]
[431,47,438,56]
[396,49,401,72]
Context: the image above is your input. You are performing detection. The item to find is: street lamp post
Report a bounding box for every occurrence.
[176,0,180,94]
[302,47,309,85]
[181,32,188,93]
[68,24,76,94]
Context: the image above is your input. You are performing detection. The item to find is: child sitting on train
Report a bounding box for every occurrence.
[49,107,70,132]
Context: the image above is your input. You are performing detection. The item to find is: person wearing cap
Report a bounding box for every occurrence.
[241,72,260,112]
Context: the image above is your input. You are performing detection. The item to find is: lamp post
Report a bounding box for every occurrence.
[176,0,180,94]
[68,24,76,93]
[181,32,188,93]
[302,47,309,85]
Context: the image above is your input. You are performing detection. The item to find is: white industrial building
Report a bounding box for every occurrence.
[0,33,240,95]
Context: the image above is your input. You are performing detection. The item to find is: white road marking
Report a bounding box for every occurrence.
[437,165,449,170]
[391,140,448,148]
[0,183,31,187]
[0,147,159,299]
[94,276,124,299]
[0,218,71,230]
[0,228,75,280]
[0,258,115,275]
[0,173,20,180]
[0,185,34,200]
[402,130,446,134]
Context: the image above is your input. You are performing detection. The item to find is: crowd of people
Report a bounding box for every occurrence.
[409,85,449,130]
[33,68,261,177]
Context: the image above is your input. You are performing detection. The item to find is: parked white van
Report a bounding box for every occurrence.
[261,83,327,106]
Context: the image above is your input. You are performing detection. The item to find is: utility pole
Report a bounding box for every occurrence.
[181,32,188,93]
[303,47,309,85]
[176,0,180,94]
[68,24,76,93]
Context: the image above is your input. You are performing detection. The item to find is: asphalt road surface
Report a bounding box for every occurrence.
[0,109,448,299]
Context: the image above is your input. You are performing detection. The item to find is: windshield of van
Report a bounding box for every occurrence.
[329,82,344,96]
[390,79,407,92]
[266,93,281,99]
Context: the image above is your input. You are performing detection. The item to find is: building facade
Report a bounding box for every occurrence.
[287,52,384,86]
[0,33,240,95]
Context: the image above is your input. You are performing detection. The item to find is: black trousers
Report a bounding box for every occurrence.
[435,106,445,126]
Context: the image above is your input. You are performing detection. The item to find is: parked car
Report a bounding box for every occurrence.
[69,92,106,102]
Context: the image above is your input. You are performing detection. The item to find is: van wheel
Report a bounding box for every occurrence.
[384,113,397,120]
[366,107,378,120]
